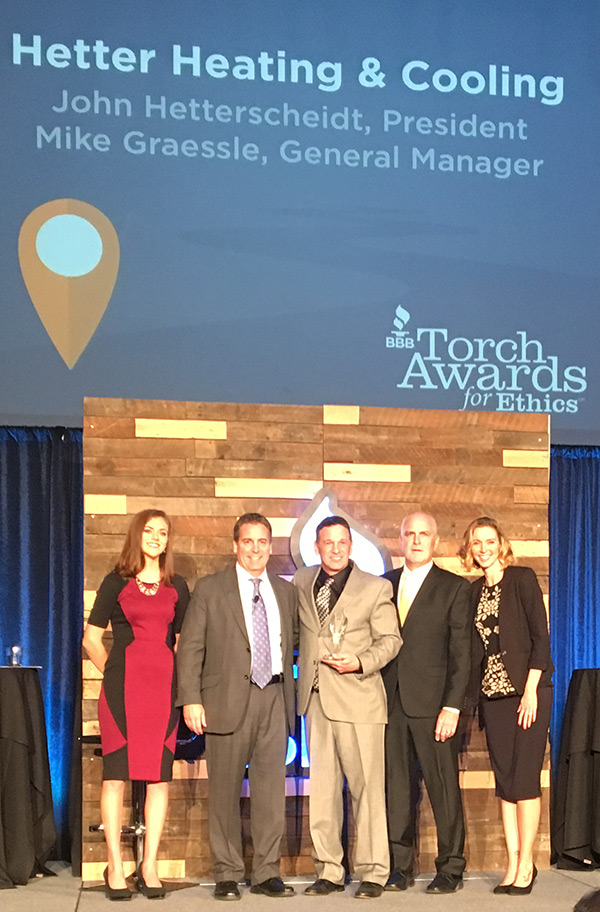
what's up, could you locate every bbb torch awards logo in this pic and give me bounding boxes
[390,304,413,343]
[385,303,587,415]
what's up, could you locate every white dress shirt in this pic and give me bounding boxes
[236,563,283,676]
[398,560,434,609]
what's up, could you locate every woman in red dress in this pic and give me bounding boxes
[83,510,189,900]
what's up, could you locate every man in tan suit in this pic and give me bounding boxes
[294,516,401,899]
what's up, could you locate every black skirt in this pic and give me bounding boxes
[480,686,552,802]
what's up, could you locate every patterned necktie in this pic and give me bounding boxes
[397,577,411,627]
[316,576,335,627]
[313,577,335,691]
[251,578,272,688]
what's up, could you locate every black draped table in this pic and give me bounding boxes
[552,668,600,869]
[0,667,56,888]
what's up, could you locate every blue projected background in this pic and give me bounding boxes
[1,1,599,441]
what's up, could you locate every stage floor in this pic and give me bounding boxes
[2,863,599,911]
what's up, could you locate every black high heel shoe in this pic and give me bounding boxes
[103,867,132,901]
[492,882,513,894]
[508,864,538,895]
[136,866,167,899]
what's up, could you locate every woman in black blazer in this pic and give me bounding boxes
[459,517,553,896]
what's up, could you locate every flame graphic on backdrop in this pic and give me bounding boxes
[393,304,411,334]
[290,488,393,575]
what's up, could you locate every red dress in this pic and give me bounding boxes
[89,572,189,781]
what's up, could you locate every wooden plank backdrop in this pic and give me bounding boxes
[82,398,550,881]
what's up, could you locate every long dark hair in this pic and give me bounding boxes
[114,509,174,585]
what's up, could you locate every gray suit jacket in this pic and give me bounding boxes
[294,564,401,724]
[176,565,298,734]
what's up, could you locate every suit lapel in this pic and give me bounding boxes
[303,566,322,630]
[269,571,289,629]
[390,568,403,630]
[388,568,403,602]
[220,565,250,643]
[335,565,367,615]
[269,571,285,606]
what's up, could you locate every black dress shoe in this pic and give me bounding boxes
[355,882,384,899]
[136,866,166,899]
[103,868,132,902]
[426,873,463,894]
[507,865,537,895]
[492,882,513,894]
[214,880,241,901]
[384,871,415,891]
[250,877,295,897]
[304,879,345,895]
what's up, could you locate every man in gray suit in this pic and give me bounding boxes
[177,513,298,900]
[294,516,401,899]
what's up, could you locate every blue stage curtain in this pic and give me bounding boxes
[0,427,82,859]
[549,445,600,766]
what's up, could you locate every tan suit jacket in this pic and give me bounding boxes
[294,563,400,885]
[294,564,401,722]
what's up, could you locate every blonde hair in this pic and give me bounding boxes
[458,516,514,572]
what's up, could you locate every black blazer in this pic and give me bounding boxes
[382,564,473,718]
[471,565,553,694]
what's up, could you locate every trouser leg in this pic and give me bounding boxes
[305,692,345,884]
[205,716,253,881]
[337,720,389,885]
[385,688,419,873]
[247,685,287,884]
[409,715,466,876]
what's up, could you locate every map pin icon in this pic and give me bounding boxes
[18,199,120,368]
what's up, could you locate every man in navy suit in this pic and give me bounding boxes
[382,513,473,895]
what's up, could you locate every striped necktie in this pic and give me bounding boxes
[316,576,335,627]
[313,576,335,690]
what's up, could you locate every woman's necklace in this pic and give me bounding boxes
[135,577,160,596]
